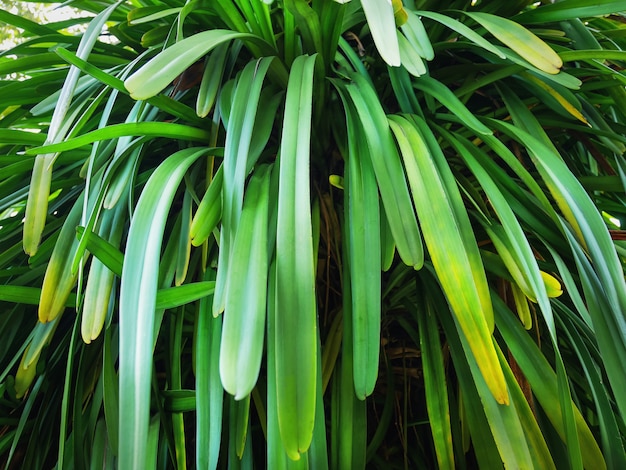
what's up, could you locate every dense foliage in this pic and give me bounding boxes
[1,0,626,468]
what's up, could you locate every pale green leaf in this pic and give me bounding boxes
[274,54,318,459]
[118,147,209,469]
[360,0,400,66]
[125,30,265,100]
[220,165,271,399]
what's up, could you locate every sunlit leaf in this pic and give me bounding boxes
[118,147,210,468]
[463,12,563,74]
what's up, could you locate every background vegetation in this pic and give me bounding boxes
[1,0,626,468]
[0,1,84,51]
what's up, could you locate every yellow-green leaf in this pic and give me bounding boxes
[464,12,562,74]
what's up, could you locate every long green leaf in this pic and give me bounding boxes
[213,57,274,317]
[23,154,53,256]
[335,264,366,469]
[412,75,492,135]
[103,327,119,456]
[515,0,626,24]
[25,122,211,155]
[39,191,92,322]
[495,344,556,470]
[155,282,215,310]
[443,131,553,323]
[565,232,626,429]
[284,0,323,57]
[557,310,626,470]
[307,324,330,469]
[54,47,205,124]
[220,164,271,399]
[343,74,423,269]
[22,2,119,256]
[196,44,229,118]
[437,287,533,468]
[417,300,454,470]
[118,147,209,469]
[401,11,434,60]
[190,165,223,247]
[421,274,501,469]
[343,99,381,399]
[416,10,506,59]
[274,54,318,460]
[75,226,124,277]
[0,9,57,36]
[124,30,270,100]
[0,130,46,146]
[490,118,626,315]
[81,204,125,343]
[0,286,74,306]
[388,115,507,404]
[463,12,562,74]
[195,269,223,470]
[397,31,427,77]
[174,189,192,286]
[266,259,291,469]
[449,124,585,466]
[494,295,606,469]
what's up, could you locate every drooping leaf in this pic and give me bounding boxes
[118,147,210,469]
[360,0,401,66]
[274,54,318,459]
[463,12,563,74]
[220,164,272,399]
[388,115,507,404]
[124,30,272,100]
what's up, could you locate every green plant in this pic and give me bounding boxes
[1,0,626,468]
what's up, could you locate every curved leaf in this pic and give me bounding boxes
[463,12,562,74]
[125,30,267,100]
[118,147,210,469]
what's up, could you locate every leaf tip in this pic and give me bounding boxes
[540,271,563,298]
[496,392,510,406]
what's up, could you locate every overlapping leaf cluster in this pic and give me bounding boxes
[1,0,626,468]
